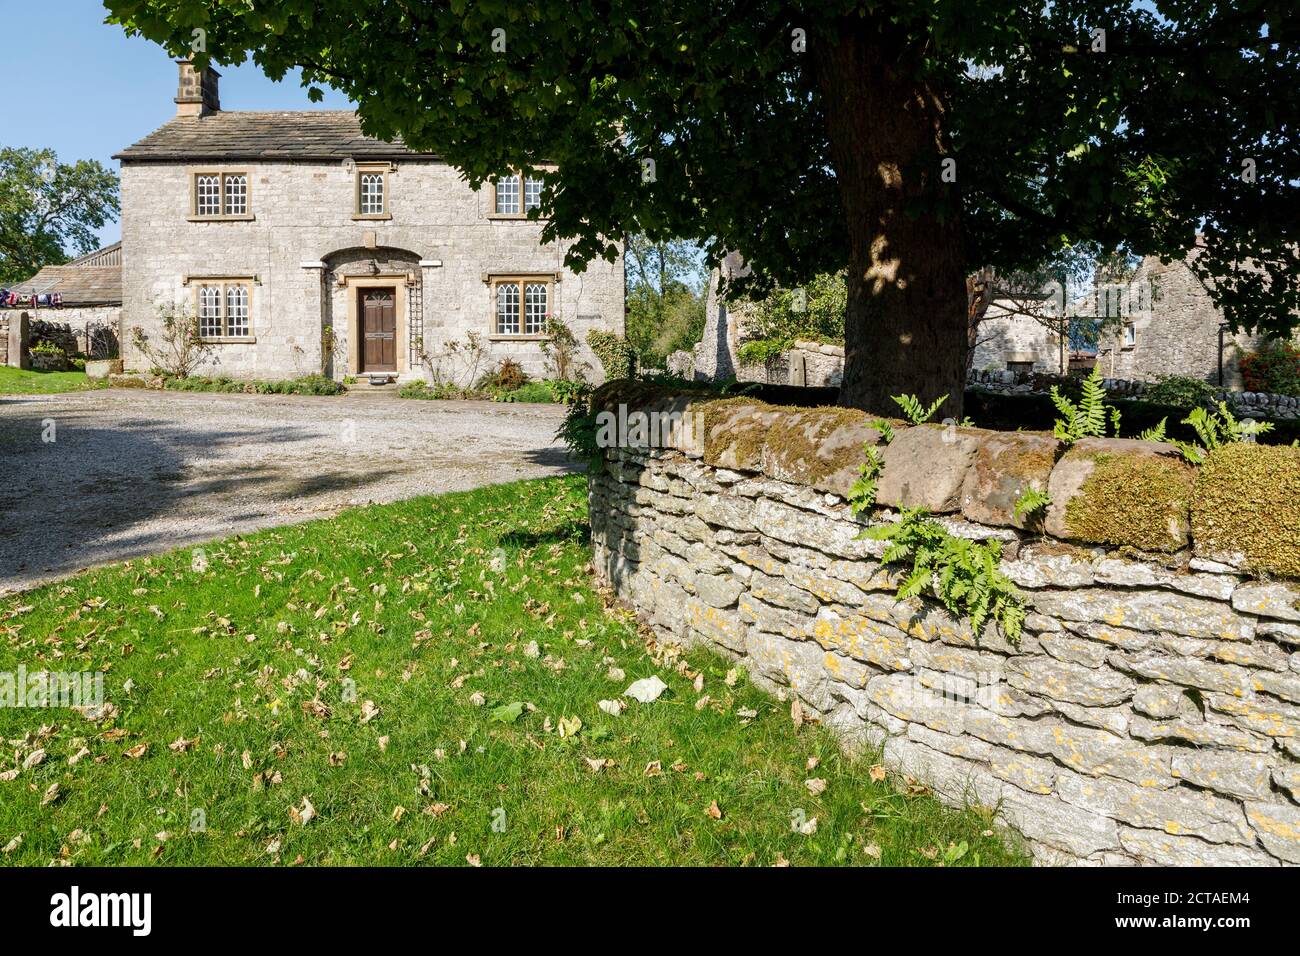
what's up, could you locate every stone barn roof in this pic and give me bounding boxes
[115,111,442,163]
[10,243,122,306]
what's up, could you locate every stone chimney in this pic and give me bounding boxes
[175,59,221,117]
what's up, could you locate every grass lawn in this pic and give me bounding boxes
[0,366,99,395]
[0,476,1026,866]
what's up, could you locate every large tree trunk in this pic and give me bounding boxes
[814,21,968,418]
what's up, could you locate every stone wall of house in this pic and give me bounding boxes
[1097,257,1268,387]
[968,368,1300,421]
[587,384,1300,865]
[120,160,624,382]
[970,304,1062,374]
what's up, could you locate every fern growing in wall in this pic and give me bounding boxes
[1050,368,1121,443]
[864,508,1025,644]
[892,393,947,425]
[847,417,895,516]
[1012,487,1052,525]
[1169,401,1275,464]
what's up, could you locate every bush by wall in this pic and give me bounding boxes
[1240,341,1300,397]
[164,373,345,396]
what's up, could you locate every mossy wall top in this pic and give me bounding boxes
[594,382,1300,579]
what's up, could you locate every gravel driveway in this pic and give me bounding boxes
[0,388,575,594]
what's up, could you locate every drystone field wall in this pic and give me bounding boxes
[968,367,1300,422]
[587,383,1300,866]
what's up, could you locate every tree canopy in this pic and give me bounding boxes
[0,148,120,285]
[105,0,1299,410]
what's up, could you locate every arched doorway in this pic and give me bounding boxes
[320,247,422,379]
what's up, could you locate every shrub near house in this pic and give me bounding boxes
[1240,341,1300,397]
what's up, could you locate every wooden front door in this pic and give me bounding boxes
[360,288,397,372]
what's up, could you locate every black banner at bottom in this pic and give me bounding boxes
[0,864,1286,942]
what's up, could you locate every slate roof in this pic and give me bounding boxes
[10,244,122,305]
[114,111,441,162]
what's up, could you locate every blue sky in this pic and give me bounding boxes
[0,0,351,245]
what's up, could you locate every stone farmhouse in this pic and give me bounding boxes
[114,62,624,383]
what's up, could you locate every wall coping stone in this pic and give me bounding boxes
[595,382,1299,579]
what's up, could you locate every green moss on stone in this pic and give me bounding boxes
[1191,443,1300,578]
[701,397,774,467]
[765,406,879,486]
[1064,453,1194,552]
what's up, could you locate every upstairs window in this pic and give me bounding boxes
[493,276,550,336]
[194,279,253,339]
[493,172,544,216]
[354,164,390,218]
[192,172,250,218]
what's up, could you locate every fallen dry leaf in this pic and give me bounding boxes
[869,764,887,783]
[706,800,723,820]
[123,744,149,759]
[289,796,316,826]
[22,749,46,769]
[805,778,828,796]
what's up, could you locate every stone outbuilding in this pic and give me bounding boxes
[3,243,122,365]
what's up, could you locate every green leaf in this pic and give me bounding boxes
[489,701,526,723]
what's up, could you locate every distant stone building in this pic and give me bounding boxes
[970,252,1277,388]
[114,61,624,383]
[4,243,122,360]
[687,253,843,387]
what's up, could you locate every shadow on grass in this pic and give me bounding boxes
[500,520,590,549]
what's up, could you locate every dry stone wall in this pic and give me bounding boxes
[969,367,1300,422]
[588,384,1300,866]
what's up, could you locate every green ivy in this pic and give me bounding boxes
[587,330,637,381]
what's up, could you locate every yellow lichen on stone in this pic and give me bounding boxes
[1191,443,1300,578]
[1063,452,1194,552]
